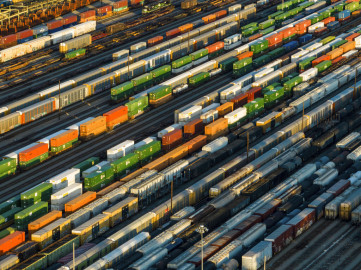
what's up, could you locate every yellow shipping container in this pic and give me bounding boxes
[103,197,138,227]
[72,214,109,245]
[31,218,71,249]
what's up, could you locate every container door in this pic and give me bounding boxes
[122,205,129,220]
[52,226,61,241]
[92,222,100,239]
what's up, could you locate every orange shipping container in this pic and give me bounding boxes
[248,33,262,42]
[202,14,216,24]
[28,211,62,236]
[339,41,355,54]
[120,168,148,182]
[103,106,128,130]
[148,36,163,46]
[51,130,78,147]
[80,116,107,140]
[237,51,253,61]
[186,135,207,154]
[326,48,344,60]
[19,143,48,163]
[143,155,169,171]
[205,118,228,140]
[178,23,193,33]
[215,10,227,19]
[331,56,345,65]
[346,33,360,41]
[294,19,311,34]
[184,119,204,138]
[167,144,189,164]
[216,102,234,116]
[322,17,335,25]
[312,55,331,67]
[65,191,96,214]
[0,231,25,255]
[97,181,124,197]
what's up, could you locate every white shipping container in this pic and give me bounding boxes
[337,132,361,149]
[113,49,129,61]
[200,109,218,124]
[300,68,318,81]
[134,137,156,149]
[254,68,274,80]
[304,42,323,51]
[66,208,91,228]
[291,50,309,63]
[82,161,109,178]
[202,136,228,153]
[190,60,217,76]
[24,36,51,52]
[178,106,202,124]
[0,44,27,62]
[51,183,82,211]
[84,198,109,217]
[308,22,325,33]
[131,42,147,53]
[242,241,272,270]
[72,21,96,37]
[46,168,80,192]
[157,124,182,138]
[343,50,358,59]
[107,140,135,161]
[50,28,75,44]
[224,107,247,125]
[162,71,192,89]
[32,25,48,36]
[232,73,254,87]
[355,35,361,49]
[201,103,220,114]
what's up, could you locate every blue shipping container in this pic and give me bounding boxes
[17,36,34,44]
[165,238,183,252]
[192,19,205,28]
[338,10,351,19]
[327,21,340,30]
[48,26,63,34]
[299,34,313,44]
[283,41,299,51]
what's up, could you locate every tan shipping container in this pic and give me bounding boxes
[216,102,234,116]
[65,191,97,214]
[72,214,109,245]
[102,197,138,227]
[204,118,228,140]
[80,116,107,140]
[326,48,344,60]
[31,218,71,249]
[28,211,62,236]
[59,34,92,53]
[339,41,355,54]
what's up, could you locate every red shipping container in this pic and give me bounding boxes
[247,87,262,102]
[19,143,48,163]
[131,0,143,5]
[166,28,180,39]
[97,5,112,14]
[346,33,360,41]
[249,33,262,41]
[0,231,25,256]
[312,55,330,67]
[0,34,17,45]
[286,208,315,238]
[162,129,183,146]
[266,32,283,47]
[326,179,350,196]
[215,10,227,19]
[188,245,220,266]
[206,41,224,54]
[16,29,33,40]
[148,36,163,46]
[254,199,281,221]
[236,51,253,61]
[314,27,328,35]
[233,215,262,233]
[331,56,344,65]
[80,10,96,19]
[114,0,128,8]
[294,19,311,35]
[279,27,296,39]
[63,15,77,25]
[231,93,248,108]
[103,105,128,130]
[346,0,358,3]
[265,224,293,254]
[47,20,63,30]
[322,17,335,25]
[184,119,204,138]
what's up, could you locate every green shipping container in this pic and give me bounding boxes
[268,47,285,60]
[299,57,316,71]
[264,87,284,108]
[320,10,331,19]
[16,254,48,270]
[315,60,332,73]
[132,73,153,91]
[233,57,253,70]
[277,1,292,11]
[310,15,321,25]
[332,39,347,50]
[15,201,48,231]
[0,226,16,239]
[21,183,53,208]
[149,85,172,101]
[321,36,335,45]
[259,19,275,30]
[219,57,238,71]
[283,76,303,92]
[268,11,283,20]
[0,194,20,214]
[260,26,275,36]
[233,65,253,77]
[111,152,139,178]
[253,55,271,68]
[275,12,290,23]
[262,83,281,94]
[111,81,134,102]
[73,157,100,173]
[189,72,210,87]
[0,158,16,177]
[242,26,259,38]
[244,102,255,117]
[250,40,269,54]
[19,152,49,169]
[251,98,265,115]
[0,207,22,225]
[126,96,149,118]
[345,2,359,12]
[134,140,161,163]
[190,49,208,61]
[65,48,86,59]
[334,4,345,12]
[150,65,171,84]
[241,22,258,30]
[84,165,114,191]
[172,55,192,69]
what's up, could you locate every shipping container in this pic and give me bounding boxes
[0,231,25,256]
[15,202,48,231]
[28,210,62,236]
[65,191,96,214]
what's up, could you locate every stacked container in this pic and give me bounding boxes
[51,183,82,211]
